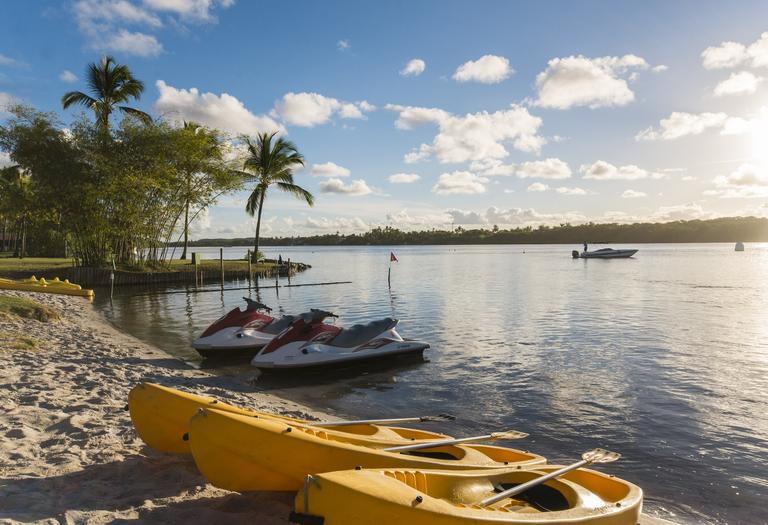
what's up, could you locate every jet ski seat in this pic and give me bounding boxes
[330,318,397,348]
[261,315,297,334]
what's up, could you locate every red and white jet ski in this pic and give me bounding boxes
[192,298,296,359]
[250,309,430,370]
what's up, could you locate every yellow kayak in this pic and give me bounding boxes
[292,466,643,525]
[0,276,94,297]
[128,382,453,454]
[188,408,547,492]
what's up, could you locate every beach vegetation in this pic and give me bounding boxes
[0,295,59,322]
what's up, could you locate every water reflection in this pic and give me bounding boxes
[95,243,768,525]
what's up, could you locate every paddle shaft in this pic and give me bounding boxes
[383,432,512,452]
[479,459,589,506]
[308,416,447,427]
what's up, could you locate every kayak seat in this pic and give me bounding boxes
[261,315,297,335]
[329,318,397,348]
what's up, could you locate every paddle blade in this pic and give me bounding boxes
[420,413,456,422]
[582,448,621,464]
[489,430,528,440]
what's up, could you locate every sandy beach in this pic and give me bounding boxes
[0,290,328,524]
[0,289,680,525]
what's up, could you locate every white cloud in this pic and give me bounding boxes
[453,55,513,84]
[622,189,647,198]
[400,59,426,77]
[387,103,545,163]
[142,0,235,22]
[701,32,768,69]
[337,39,350,51]
[432,171,488,195]
[0,92,20,116]
[387,209,450,227]
[273,92,374,127]
[59,70,78,83]
[0,151,12,167]
[388,173,420,184]
[154,80,284,135]
[447,206,587,227]
[305,216,368,231]
[0,53,24,68]
[555,186,587,195]
[652,65,669,72]
[515,158,571,179]
[469,159,516,177]
[527,182,549,192]
[707,163,768,198]
[580,161,664,180]
[681,175,696,181]
[311,162,350,178]
[106,29,164,56]
[713,71,763,96]
[635,111,728,141]
[319,178,373,196]
[535,54,649,109]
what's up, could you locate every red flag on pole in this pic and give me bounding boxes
[390,251,398,262]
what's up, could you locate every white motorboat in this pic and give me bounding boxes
[572,248,638,259]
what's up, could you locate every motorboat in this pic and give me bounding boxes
[572,248,638,259]
[192,297,296,359]
[250,309,430,370]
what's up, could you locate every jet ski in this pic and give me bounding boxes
[192,298,296,359]
[572,248,638,259]
[250,309,430,370]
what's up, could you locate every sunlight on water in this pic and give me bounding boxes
[96,243,768,525]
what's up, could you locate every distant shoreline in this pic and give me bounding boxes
[181,216,768,247]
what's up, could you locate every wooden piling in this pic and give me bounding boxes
[219,248,224,286]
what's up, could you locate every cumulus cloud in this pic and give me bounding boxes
[0,53,25,68]
[515,158,571,179]
[0,92,20,116]
[622,189,647,198]
[272,92,374,127]
[555,186,588,195]
[387,209,450,227]
[635,111,728,141]
[432,171,488,195]
[469,159,517,177]
[386,103,545,163]
[714,71,763,96]
[535,54,650,109]
[388,173,420,183]
[311,162,350,178]
[107,29,164,56]
[337,39,350,51]
[580,161,664,180]
[142,0,235,22]
[400,58,426,77]
[453,55,513,84]
[527,182,549,192]
[319,178,373,196]
[447,206,587,227]
[706,163,768,198]
[154,80,284,135]
[701,32,768,69]
[59,70,78,83]
[305,216,368,231]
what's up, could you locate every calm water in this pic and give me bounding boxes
[95,244,768,524]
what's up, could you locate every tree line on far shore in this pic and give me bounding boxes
[0,56,313,267]
[185,216,768,247]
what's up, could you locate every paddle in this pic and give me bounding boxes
[306,414,456,427]
[382,430,527,452]
[478,448,620,507]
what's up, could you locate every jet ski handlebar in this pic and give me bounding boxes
[242,297,272,312]
[304,309,338,322]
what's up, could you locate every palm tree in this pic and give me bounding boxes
[240,132,313,261]
[61,55,151,132]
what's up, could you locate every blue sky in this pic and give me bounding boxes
[2,0,768,238]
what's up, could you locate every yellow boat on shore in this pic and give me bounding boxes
[0,276,94,297]
[188,408,546,492]
[128,382,453,454]
[291,466,642,525]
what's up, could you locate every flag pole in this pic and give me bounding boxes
[388,260,391,288]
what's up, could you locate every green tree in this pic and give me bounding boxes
[61,56,151,133]
[239,132,313,261]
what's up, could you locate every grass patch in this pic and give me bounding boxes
[0,255,75,274]
[0,296,60,322]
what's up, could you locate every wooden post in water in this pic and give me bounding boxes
[247,250,252,288]
[220,248,224,287]
[287,258,291,284]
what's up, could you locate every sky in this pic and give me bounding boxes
[2,0,768,238]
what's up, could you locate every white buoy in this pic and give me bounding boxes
[735,242,745,252]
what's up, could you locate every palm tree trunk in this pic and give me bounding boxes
[252,192,266,262]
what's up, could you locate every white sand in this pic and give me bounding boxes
[0,290,677,525]
[0,290,328,524]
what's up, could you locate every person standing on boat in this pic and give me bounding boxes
[583,241,588,253]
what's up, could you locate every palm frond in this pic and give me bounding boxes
[245,186,264,216]
[119,106,153,124]
[276,182,314,206]
[61,91,98,110]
